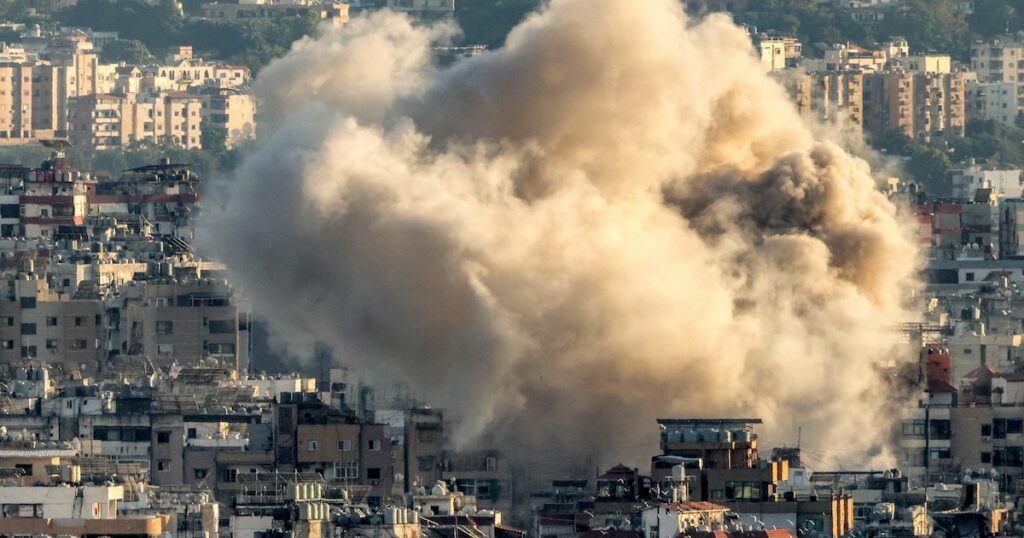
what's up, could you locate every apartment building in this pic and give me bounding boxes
[972,37,1024,117]
[757,36,802,71]
[0,62,36,139]
[405,407,444,492]
[0,275,103,373]
[1000,198,1024,258]
[120,280,240,371]
[821,70,865,132]
[68,91,203,150]
[200,88,255,147]
[146,47,251,91]
[862,71,966,141]
[967,80,1019,127]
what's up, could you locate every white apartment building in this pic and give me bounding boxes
[967,79,1018,127]
[952,162,1023,200]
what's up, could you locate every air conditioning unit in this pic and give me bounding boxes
[983,436,992,442]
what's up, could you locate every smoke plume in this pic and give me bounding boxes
[201,0,920,472]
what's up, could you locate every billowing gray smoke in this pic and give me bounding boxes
[201,0,920,470]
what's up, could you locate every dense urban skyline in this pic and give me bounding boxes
[0,2,1016,538]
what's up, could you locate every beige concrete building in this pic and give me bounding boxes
[297,422,362,483]
[0,276,104,373]
[68,91,203,150]
[146,47,250,91]
[757,36,801,71]
[972,37,1024,116]
[121,280,240,370]
[201,88,255,147]
[0,62,37,139]
[862,71,966,141]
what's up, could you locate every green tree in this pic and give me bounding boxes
[99,39,155,65]
[879,0,970,58]
[950,119,1024,165]
[201,121,228,156]
[907,146,954,194]
[969,0,1022,39]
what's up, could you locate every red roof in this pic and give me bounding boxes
[964,364,997,385]
[928,379,957,393]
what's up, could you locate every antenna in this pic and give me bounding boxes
[40,138,72,158]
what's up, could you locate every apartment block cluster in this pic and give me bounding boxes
[0,360,531,538]
[763,31,1024,139]
[763,37,966,142]
[0,147,533,538]
[890,160,1024,534]
[0,27,255,150]
[529,418,1009,538]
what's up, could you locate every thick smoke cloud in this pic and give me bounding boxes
[201,0,920,470]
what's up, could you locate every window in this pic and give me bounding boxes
[157,460,171,471]
[18,297,34,308]
[994,447,1024,467]
[208,343,235,355]
[45,317,57,326]
[983,424,992,437]
[418,456,435,471]
[368,439,381,451]
[45,339,58,351]
[20,345,35,358]
[68,339,87,350]
[930,448,951,460]
[73,316,86,327]
[2,340,13,350]
[19,323,35,335]
[208,319,234,334]
[930,419,951,440]
[337,440,351,451]
[982,452,992,464]
[222,468,238,483]
[3,317,11,326]
[725,480,763,501]
[902,420,926,437]
[156,321,173,335]
[367,467,381,480]
[308,440,319,451]
[187,428,197,439]
[157,431,170,443]
[995,419,1008,439]
[334,461,358,480]
[194,469,208,479]
[1008,419,1023,435]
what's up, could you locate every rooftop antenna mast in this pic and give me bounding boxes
[40,138,72,159]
